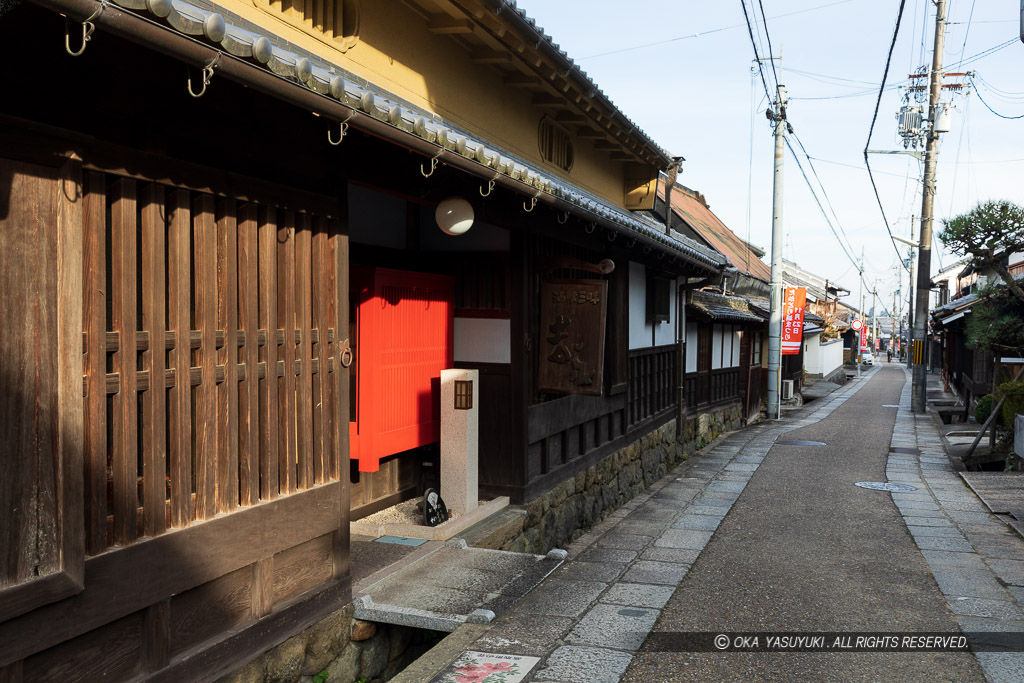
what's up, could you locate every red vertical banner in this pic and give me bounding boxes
[781,287,807,355]
[859,325,868,352]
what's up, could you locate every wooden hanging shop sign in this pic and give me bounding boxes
[538,279,607,395]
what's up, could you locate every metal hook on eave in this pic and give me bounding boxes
[64,5,103,57]
[420,151,442,178]
[187,54,221,98]
[523,196,537,213]
[584,223,596,234]
[480,178,496,197]
[328,112,355,146]
[556,212,568,224]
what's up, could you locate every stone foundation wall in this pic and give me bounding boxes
[489,420,686,555]
[680,402,744,453]
[218,605,442,683]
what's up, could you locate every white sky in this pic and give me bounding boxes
[512,0,1024,317]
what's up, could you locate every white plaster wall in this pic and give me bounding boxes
[818,339,845,377]
[712,325,724,370]
[629,261,651,349]
[731,327,742,367]
[686,327,698,372]
[454,317,510,364]
[654,284,676,347]
[804,331,823,375]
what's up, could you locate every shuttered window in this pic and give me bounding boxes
[538,117,574,172]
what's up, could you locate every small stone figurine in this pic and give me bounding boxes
[423,488,449,527]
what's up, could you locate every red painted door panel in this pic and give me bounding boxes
[350,268,453,472]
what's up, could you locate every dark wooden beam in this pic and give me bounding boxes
[428,15,474,34]
[504,73,541,89]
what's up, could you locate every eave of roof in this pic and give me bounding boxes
[688,290,766,324]
[45,0,726,270]
[481,0,673,167]
[660,181,771,282]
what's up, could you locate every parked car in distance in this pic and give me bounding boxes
[862,353,874,365]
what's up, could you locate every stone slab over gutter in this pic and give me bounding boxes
[37,0,726,272]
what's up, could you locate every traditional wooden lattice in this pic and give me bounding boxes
[81,173,346,553]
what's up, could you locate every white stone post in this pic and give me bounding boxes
[441,368,479,515]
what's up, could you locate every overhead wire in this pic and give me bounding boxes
[790,132,859,258]
[863,0,912,273]
[784,135,862,276]
[578,0,854,60]
[756,0,780,91]
[739,0,775,104]
[968,72,1024,119]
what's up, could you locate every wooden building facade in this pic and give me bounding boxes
[0,0,727,680]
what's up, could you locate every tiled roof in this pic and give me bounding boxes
[81,0,726,269]
[688,290,766,324]
[662,182,772,283]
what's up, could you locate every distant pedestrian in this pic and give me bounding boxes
[887,349,892,363]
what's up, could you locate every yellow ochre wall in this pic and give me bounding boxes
[219,0,647,207]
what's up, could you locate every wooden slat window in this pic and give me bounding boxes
[80,174,345,553]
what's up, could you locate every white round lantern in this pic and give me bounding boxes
[435,197,474,236]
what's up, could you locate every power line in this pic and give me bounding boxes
[739,0,775,104]
[863,0,912,274]
[968,72,1024,119]
[577,0,855,60]
[756,0,780,93]
[784,136,861,275]
[790,131,859,258]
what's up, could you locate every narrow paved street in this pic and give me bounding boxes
[397,365,1024,683]
[624,366,983,681]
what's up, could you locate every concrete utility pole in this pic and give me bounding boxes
[767,84,787,419]
[857,250,864,379]
[871,280,878,357]
[912,0,947,412]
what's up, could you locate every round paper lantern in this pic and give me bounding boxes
[435,197,474,236]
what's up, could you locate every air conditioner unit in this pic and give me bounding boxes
[781,379,794,401]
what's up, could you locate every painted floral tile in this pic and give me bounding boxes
[428,650,540,683]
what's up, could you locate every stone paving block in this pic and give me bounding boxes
[897,507,945,518]
[947,596,1024,620]
[707,480,746,493]
[989,560,1024,586]
[621,560,690,586]
[969,537,1024,560]
[941,500,991,512]
[894,500,941,511]
[903,516,954,527]
[554,561,626,583]
[656,528,714,551]
[515,580,607,618]
[685,504,735,517]
[640,547,702,564]
[948,511,998,525]
[913,535,975,553]
[931,567,1009,600]
[670,514,723,532]
[565,603,660,650]
[973,652,1024,681]
[600,582,676,609]
[575,548,638,564]
[473,615,576,656]
[891,492,936,502]
[596,533,654,551]
[920,550,987,569]
[533,645,633,683]
[956,616,1024,633]
[701,490,741,503]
